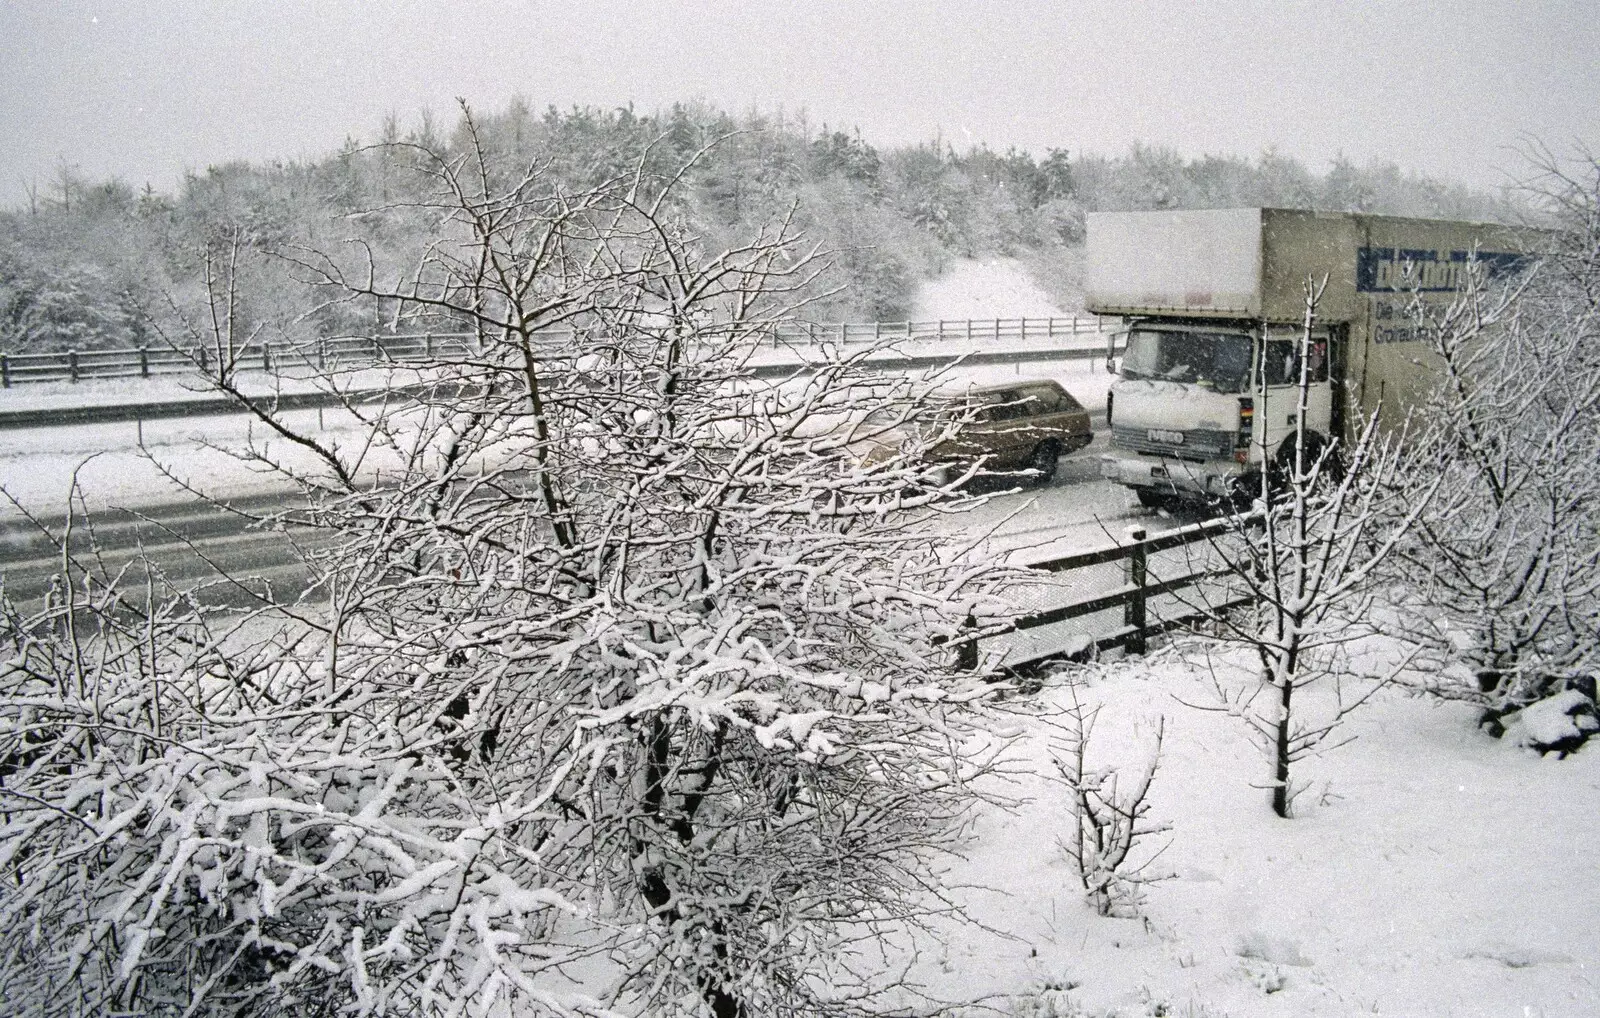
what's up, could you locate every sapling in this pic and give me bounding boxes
[1052,681,1170,917]
[1179,279,1429,817]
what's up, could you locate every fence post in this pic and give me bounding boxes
[138,346,149,378]
[318,338,327,369]
[1124,525,1148,655]
[68,350,79,383]
[838,322,846,345]
[197,346,209,373]
[261,341,273,373]
[424,332,433,359]
[936,612,981,672]
[1,354,9,388]
[959,612,979,671]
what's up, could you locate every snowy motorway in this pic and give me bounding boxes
[0,489,331,607]
[0,439,1158,595]
[0,430,1220,668]
[0,341,1207,662]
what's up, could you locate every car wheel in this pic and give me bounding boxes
[1029,441,1061,487]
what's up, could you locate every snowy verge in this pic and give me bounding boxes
[911,257,1075,321]
[923,645,1599,1017]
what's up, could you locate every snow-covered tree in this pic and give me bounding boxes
[1183,281,1428,818]
[1383,151,1600,712]
[0,105,1024,1017]
[1051,685,1169,916]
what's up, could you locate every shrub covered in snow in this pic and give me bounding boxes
[1051,686,1170,917]
[0,109,1027,1017]
[1489,687,1599,757]
[1386,152,1600,714]
[0,589,1016,1016]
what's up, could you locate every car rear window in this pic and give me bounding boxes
[973,393,1027,422]
[1017,384,1080,414]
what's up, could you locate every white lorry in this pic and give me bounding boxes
[1088,208,1532,506]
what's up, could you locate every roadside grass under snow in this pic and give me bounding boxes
[932,642,1599,1017]
[911,258,1083,322]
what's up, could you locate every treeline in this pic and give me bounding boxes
[0,100,1523,353]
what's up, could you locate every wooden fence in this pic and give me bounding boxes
[951,513,1255,671]
[0,317,1105,387]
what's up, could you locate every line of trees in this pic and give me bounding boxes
[1,99,1524,354]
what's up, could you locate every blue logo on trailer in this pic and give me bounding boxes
[1357,247,1528,293]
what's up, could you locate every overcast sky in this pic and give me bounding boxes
[2,0,1596,209]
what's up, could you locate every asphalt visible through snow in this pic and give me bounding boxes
[0,433,1212,622]
[0,488,329,610]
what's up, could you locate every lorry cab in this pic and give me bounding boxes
[1104,319,1335,504]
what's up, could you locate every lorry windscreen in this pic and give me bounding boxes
[1120,329,1252,393]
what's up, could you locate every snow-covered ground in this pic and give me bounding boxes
[0,404,381,517]
[935,651,1600,1017]
[912,257,1073,322]
[899,261,1600,1018]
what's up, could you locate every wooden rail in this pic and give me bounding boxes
[0,317,1106,387]
[953,512,1257,671]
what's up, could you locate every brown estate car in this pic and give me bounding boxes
[859,379,1094,486]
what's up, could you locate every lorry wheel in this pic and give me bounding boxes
[1269,433,1334,494]
[1029,441,1061,486]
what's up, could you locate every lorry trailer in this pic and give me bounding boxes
[1086,208,1533,506]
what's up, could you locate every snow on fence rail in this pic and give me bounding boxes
[0,317,1105,387]
[951,515,1253,670]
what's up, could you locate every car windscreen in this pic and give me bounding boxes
[1120,329,1253,393]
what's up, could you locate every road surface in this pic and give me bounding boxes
[1,434,1218,671]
